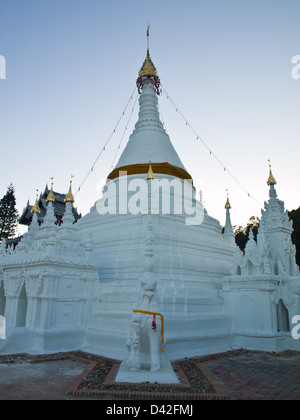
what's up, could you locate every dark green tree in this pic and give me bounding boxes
[233,216,260,252]
[289,207,300,267]
[0,184,19,242]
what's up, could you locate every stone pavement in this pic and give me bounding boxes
[201,350,300,400]
[0,350,299,400]
[0,359,89,400]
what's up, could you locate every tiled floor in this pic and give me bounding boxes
[0,350,299,400]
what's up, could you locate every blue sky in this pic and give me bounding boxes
[0,0,299,234]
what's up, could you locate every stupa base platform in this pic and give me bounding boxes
[115,358,179,384]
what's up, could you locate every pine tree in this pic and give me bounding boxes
[0,184,19,242]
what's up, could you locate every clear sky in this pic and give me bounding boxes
[0,0,299,235]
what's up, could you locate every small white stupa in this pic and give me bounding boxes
[223,164,300,350]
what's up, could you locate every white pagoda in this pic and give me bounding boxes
[0,42,299,359]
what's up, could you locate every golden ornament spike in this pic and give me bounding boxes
[64,176,75,206]
[46,178,55,202]
[46,188,55,203]
[137,27,161,95]
[225,189,231,209]
[267,160,277,186]
[31,190,41,214]
[146,161,155,180]
[138,52,159,79]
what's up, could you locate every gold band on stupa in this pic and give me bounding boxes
[107,162,193,183]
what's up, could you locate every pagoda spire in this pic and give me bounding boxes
[107,31,192,183]
[225,190,231,210]
[223,190,234,242]
[137,26,161,95]
[64,176,75,207]
[267,160,277,186]
[46,178,55,203]
[147,23,150,53]
[267,160,277,199]
[31,190,41,214]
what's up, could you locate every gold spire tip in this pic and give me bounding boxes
[64,177,75,205]
[267,160,277,186]
[138,50,158,78]
[31,190,41,214]
[225,191,231,210]
[46,178,55,203]
[146,162,155,180]
[137,26,161,95]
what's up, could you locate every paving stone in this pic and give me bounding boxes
[0,349,299,400]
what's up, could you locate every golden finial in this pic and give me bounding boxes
[138,51,159,79]
[64,175,75,206]
[267,160,277,186]
[31,190,41,214]
[46,178,55,203]
[225,189,231,209]
[147,23,150,51]
[137,25,161,95]
[146,162,155,180]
